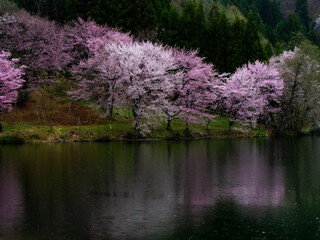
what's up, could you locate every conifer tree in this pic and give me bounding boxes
[180,0,198,49]
[158,4,181,46]
[244,11,267,63]
[295,0,311,30]
[215,11,231,73]
[230,16,246,71]
[66,0,87,21]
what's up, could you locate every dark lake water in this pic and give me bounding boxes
[1,137,320,239]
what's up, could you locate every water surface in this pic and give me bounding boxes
[1,137,320,239]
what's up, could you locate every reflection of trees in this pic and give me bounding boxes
[0,157,23,237]
[219,139,284,206]
[87,140,286,238]
[1,144,92,239]
[88,142,179,239]
[281,137,320,208]
[166,198,320,240]
[180,139,285,208]
[6,138,320,239]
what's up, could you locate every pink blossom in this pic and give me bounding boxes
[0,51,24,112]
[222,61,283,127]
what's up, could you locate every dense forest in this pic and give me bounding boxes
[1,0,320,140]
[9,0,320,72]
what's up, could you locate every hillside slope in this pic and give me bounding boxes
[280,0,320,19]
[172,0,245,20]
[173,0,320,20]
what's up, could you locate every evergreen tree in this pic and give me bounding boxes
[214,10,232,72]
[129,0,157,34]
[295,0,311,30]
[194,2,206,50]
[206,4,220,69]
[66,0,88,21]
[158,4,181,46]
[153,0,170,25]
[276,13,305,43]
[45,0,67,23]
[254,0,282,27]
[230,0,250,14]
[13,0,66,22]
[180,0,198,49]
[230,16,246,71]
[244,11,266,63]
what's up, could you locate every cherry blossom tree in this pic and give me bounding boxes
[65,18,132,64]
[205,72,230,130]
[106,41,178,134]
[0,10,75,131]
[0,51,24,132]
[70,43,127,123]
[68,21,133,123]
[222,61,283,129]
[169,49,217,131]
[0,9,73,121]
[0,10,71,74]
[65,18,109,64]
[70,38,179,134]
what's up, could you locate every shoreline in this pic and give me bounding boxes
[0,123,270,144]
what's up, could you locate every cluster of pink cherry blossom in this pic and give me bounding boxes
[0,10,286,133]
[0,51,24,112]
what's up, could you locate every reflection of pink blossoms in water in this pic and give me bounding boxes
[0,162,23,234]
[184,142,284,207]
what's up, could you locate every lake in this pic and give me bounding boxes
[1,137,320,239]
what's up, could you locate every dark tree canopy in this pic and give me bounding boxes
[9,0,317,72]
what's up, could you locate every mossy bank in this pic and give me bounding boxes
[0,117,269,144]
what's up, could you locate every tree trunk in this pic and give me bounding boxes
[0,122,2,132]
[68,102,72,115]
[132,107,139,130]
[35,107,43,125]
[134,117,140,130]
[107,106,113,123]
[107,96,115,123]
[228,120,235,131]
[185,120,190,134]
[206,119,211,131]
[42,102,53,132]
[166,119,172,131]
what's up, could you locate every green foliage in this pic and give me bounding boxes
[0,134,24,144]
[66,0,170,34]
[276,13,306,43]
[180,0,206,50]
[244,10,267,63]
[159,2,267,73]
[295,0,311,30]
[254,0,282,27]
[278,40,320,132]
[207,10,232,72]
[229,16,246,70]
[0,0,18,15]
[9,0,320,72]
[0,116,267,143]
[158,4,181,46]
[14,0,66,22]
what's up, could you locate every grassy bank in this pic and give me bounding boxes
[0,117,269,144]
